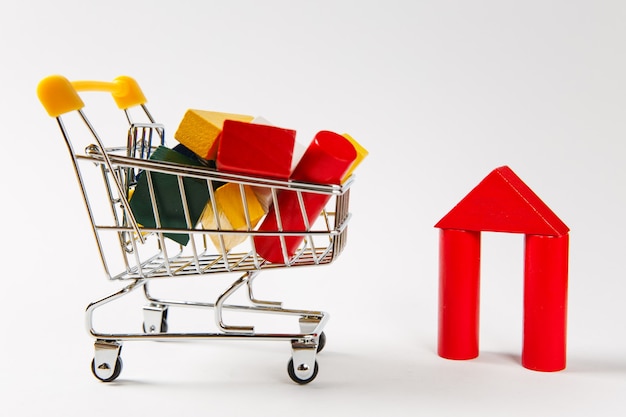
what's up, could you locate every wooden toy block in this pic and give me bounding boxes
[129,145,210,245]
[340,133,368,183]
[254,131,356,263]
[200,182,266,252]
[174,109,254,160]
[217,119,296,179]
[435,166,569,235]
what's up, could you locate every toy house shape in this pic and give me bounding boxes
[435,166,569,372]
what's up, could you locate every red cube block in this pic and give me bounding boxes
[216,119,295,179]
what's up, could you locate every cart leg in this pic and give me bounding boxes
[289,340,319,384]
[299,316,326,353]
[247,271,282,307]
[216,273,254,333]
[92,340,123,382]
[143,303,169,334]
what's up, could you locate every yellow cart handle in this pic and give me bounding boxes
[38,74,149,243]
[37,75,147,117]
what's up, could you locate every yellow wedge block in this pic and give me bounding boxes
[174,109,254,160]
[200,183,266,251]
[341,133,369,183]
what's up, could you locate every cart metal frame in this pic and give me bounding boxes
[37,75,353,384]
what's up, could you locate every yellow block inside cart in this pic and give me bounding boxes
[200,183,266,252]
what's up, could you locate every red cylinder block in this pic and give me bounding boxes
[522,233,569,371]
[438,229,481,360]
[254,131,356,263]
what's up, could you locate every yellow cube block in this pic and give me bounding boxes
[174,109,254,160]
[200,183,267,251]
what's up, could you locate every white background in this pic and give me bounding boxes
[2,1,626,415]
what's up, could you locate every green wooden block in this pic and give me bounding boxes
[129,145,210,245]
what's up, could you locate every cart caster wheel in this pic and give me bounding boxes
[143,304,168,334]
[317,332,326,353]
[143,318,168,334]
[287,358,319,385]
[91,357,123,382]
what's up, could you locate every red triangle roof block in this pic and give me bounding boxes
[435,166,569,236]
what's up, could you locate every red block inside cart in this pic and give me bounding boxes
[217,119,296,179]
[253,130,358,263]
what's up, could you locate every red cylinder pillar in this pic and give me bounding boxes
[254,131,356,263]
[438,229,481,360]
[522,233,569,371]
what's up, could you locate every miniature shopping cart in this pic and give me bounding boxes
[37,75,354,384]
